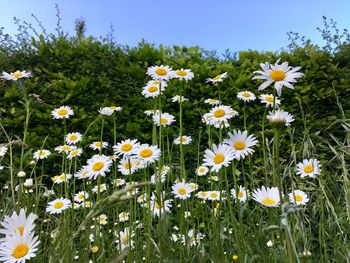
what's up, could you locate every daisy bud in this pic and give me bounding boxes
[24,178,34,188]
[17,171,26,178]
[91,246,99,253]
[269,111,286,127]
[267,240,273,247]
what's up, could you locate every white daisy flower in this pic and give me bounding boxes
[204,98,221,105]
[259,94,281,107]
[146,65,174,81]
[97,214,108,225]
[288,190,309,205]
[1,70,32,81]
[89,141,108,151]
[231,185,248,203]
[207,191,221,201]
[252,59,304,96]
[51,173,72,184]
[65,132,82,145]
[237,91,256,102]
[0,231,39,262]
[134,144,161,165]
[46,197,71,214]
[173,68,194,81]
[142,82,165,98]
[0,146,8,157]
[150,173,166,184]
[252,186,281,207]
[206,72,228,84]
[74,166,89,180]
[92,183,107,193]
[74,191,89,203]
[223,130,258,160]
[151,196,172,217]
[203,144,235,172]
[51,106,74,119]
[296,159,321,178]
[207,105,238,128]
[196,191,208,200]
[267,109,294,126]
[118,212,129,222]
[113,139,140,157]
[152,112,175,127]
[171,181,192,200]
[195,166,209,176]
[114,178,126,187]
[23,179,33,188]
[117,227,135,251]
[86,155,113,180]
[55,145,76,154]
[171,95,188,103]
[33,149,51,160]
[118,157,139,175]
[67,148,83,159]
[0,209,37,237]
[173,136,192,145]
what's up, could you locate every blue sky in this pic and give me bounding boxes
[1,0,349,54]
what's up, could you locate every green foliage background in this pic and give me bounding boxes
[0,28,349,174]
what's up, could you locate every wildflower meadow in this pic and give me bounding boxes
[0,14,350,263]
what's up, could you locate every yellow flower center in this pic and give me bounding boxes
[78,194,84,199]
[265,96,274,103]
[12,244,29,259]
[122,235,129,244]
[200,192,207,197]
[92,161,105,171]
[242,92,251,97]
[295,195,303,202]
[121,144,132,152]
[39,151,46,156]
[160,118,168,124]
[262,198,276,206]
[210,192,218,198]
[180,137,187,142]
[209,99,218,103]
[178,188,187,195]
[57,109,68,116]
[99,185,104,190]
[198,167,205,173]
[108,106,118,110]
[213,75,221,81]
[148,86,158,92]
[270,70,286,81]
[213,153,225,164]
[18,226,24,235]
[81,171,88,178]
[123,162,132,169]
[140,149,153,158]
[237,192,244,198]
[213,109,225,118]
[95,142,102,147]
[62,145,70,151]
[155,202,163,209]
[11,72,24,78]
[91,246,98,253]
[70,150,79,156]
[304,164,314,173]
[176,70,187,76]
[234,141,246,150]
[155,68,167,76]
[69,135,77,141]
[53,201,64,209]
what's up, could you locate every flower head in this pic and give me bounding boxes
[259,94,281,107]
[146,65,174,81]
[51,106,74,119]
[223,130,258,160]
[267,109,294,127]
[46,197,71,214]
[173,68,194,81]
[1,70,31,81]
[252,186,281,207]
[152,112,175,127]
[237,91,256,102]
[296,159,320,178]
[206,72,228,84]
[86,155,113,180]
[203,144,235,172]
[288,190,309,205]
[252,59,304,96]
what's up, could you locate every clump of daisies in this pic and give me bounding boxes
[0,209,40,262]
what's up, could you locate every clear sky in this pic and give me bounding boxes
[1,0,350,54]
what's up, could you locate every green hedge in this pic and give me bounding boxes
[0,35,349,174]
